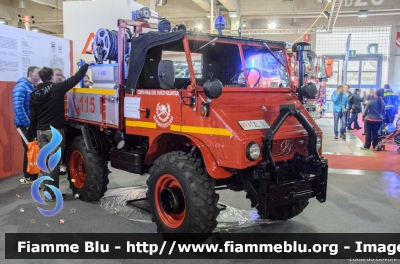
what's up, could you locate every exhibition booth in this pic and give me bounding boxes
[0,25,72,178]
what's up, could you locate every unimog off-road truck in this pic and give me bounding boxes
[64,10,328,235]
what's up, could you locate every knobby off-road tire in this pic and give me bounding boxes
[247,193,309,220]
[147,151,219,235]
[267,200,309,220]
[67,136,109,201]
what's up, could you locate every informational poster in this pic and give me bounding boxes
[124,97,141,119]
[325,88,336,113]
[326,88,335,101]
[0,24,70,82]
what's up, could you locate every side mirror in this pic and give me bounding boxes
[158,60,175,90]
[203,79,223,99]
[300,82,317,99]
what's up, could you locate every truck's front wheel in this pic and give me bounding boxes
[267,200,309,220]
[67,136,109,201]
[147,151,219,235]
[247,193,309,220]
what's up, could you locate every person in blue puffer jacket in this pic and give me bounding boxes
[331,85,349,140]
[12,66,41,184]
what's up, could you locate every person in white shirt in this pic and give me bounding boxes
[83,75,94,88]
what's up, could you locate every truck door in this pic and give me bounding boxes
[124,49,184,135]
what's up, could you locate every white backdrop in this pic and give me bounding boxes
[0,25,70,82]
[63,0,157,72]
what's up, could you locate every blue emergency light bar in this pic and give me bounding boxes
[215,15,226,36]
[132,7,152,20]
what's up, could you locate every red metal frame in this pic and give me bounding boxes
[182,35,197,87]
[117,19,158,88]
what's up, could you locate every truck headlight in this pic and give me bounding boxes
[316,136,322,151]
[246,142,260,161]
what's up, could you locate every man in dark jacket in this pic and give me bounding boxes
[362,89,385,150]
[13,66,41,184]
[383,84,398,124]
[28,62,94,201]
[347,88,363,130]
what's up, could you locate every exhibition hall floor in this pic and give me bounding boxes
[319,117,400,175]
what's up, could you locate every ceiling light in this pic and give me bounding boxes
[243,21,246,28]
[268,23,276,29]
[229,11,237,18]
[196,24,203,30]
[19,0,25,9]
[0,18,7,25]
[359,10,368,18]
[155,0,167,6]
[31,26,39,32]
[323,11,330,19]
[326,0,332,2]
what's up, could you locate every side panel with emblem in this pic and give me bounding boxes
[124,90,181,133]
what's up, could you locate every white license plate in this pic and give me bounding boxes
[238,120,270,130]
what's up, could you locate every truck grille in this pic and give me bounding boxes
[272,138,308,159]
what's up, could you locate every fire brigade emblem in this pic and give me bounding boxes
[154,103,173,128]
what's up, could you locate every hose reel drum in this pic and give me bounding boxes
[93,28,132,63]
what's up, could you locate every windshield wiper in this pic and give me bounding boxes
[193,37,218,53]
[262,43,286,69]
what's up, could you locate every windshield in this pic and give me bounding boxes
[242,45,290,88]
[162,51,203,79]
[187,40,242,87]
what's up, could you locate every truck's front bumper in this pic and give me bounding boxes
[243,105,328,218]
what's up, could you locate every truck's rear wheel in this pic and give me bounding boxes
[67,136,109,201]
[147,151,219,235]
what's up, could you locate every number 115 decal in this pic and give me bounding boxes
[72,93,95,116]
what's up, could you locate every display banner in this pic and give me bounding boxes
[5,233,400,259]
[0,25,70,82]
[342,34,352,85]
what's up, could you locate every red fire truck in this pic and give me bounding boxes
[64,9,328,236]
